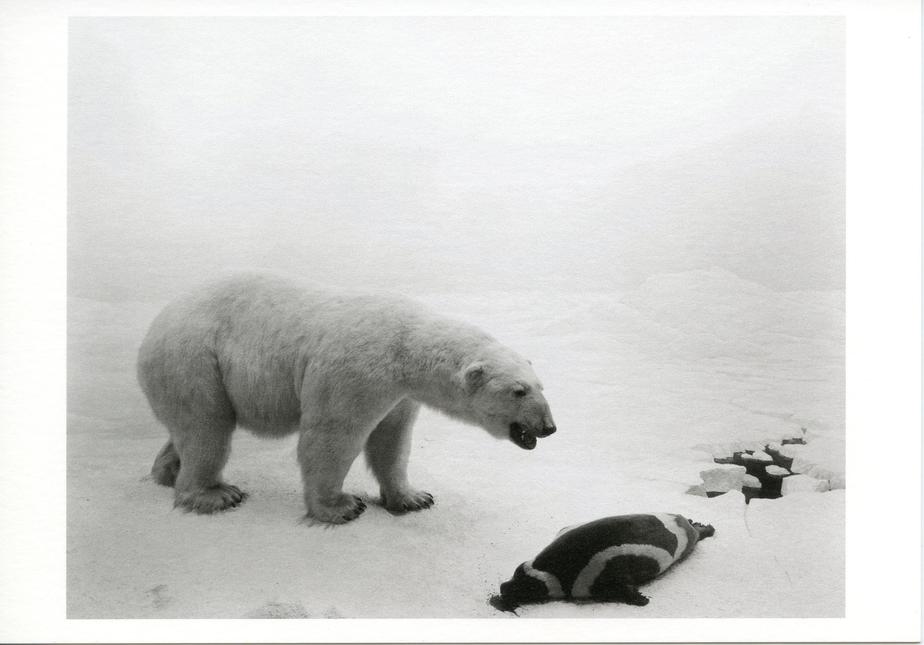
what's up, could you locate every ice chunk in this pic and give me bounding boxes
[765,465,789,476]
[686,484,708,497]
[790,455,816,474]
[781,474,830,495]
[743,450,772,462]
[804,465,838,481]
[742,474,761,487]
[778,443,804,459]
[700,465,747,493]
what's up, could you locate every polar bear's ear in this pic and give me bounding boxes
[461,362,488,393]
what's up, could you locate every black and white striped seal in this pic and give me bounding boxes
[492,513,715,611]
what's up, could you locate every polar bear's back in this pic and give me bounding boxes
[147,273,426,344]
[137,274,428,435]
[202,273,422,321]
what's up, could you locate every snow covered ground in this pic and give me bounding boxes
[67,268,844,618]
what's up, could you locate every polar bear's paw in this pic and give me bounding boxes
[175,483,247,514]
[308,494,367,525]
[382,488,435,514]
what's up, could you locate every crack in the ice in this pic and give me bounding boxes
[772,554,793,586]
[688,428,835,503]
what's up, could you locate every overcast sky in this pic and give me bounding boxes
[69,17,844,301]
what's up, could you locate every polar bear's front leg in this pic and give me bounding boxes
[297,416,373,524]
[364,398,434,514]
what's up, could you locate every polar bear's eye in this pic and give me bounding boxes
[513,386,528,397]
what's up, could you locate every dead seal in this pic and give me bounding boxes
[491,513,715,612]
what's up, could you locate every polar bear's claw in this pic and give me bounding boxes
[308,494,367,524]
[175,483,248,514]
[383,489,435,514]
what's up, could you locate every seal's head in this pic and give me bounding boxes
[491,562,552,612]
[690,520,715,540]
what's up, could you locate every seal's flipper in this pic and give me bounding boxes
[597,583,650,606]
[619,585,650,606]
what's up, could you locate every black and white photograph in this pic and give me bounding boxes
[67,13,847,619]
[0,1,920,642]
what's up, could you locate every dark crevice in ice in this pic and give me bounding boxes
[688,428,826,504]
[712,446,791,503]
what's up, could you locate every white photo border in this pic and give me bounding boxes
[0,0,919,642]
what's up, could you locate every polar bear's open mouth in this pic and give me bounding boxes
[509,423,538,450]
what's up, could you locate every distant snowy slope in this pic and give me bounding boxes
[620,267,843,360]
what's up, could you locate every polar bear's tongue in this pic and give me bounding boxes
[509,423,538,450]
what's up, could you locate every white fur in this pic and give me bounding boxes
[137,274,555,523]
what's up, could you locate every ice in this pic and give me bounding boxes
[778,443,803,458]
[686,484,708,497]
[791,456,817,474]
[700,465,748,493]
[781,474,831,495]
[765,465,790,476]
[742,474,762,488]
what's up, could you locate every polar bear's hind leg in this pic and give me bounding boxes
[151,440,180,487]
[171,415,246,514]
[140,334,248,514]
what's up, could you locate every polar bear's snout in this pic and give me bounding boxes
[537,419,557,437]
[508,420,555,450]
[508,397,557,450]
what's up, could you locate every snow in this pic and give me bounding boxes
[782,475,832,496]
[67,270,845,618]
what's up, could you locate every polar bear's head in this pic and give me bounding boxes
[458,352,556,450]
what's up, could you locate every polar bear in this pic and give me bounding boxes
[137,274,556,524]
